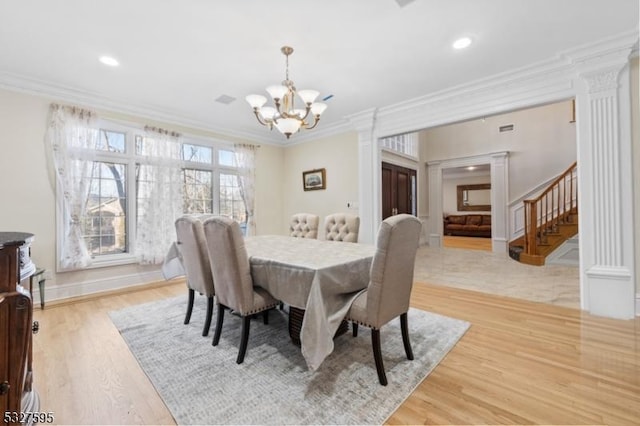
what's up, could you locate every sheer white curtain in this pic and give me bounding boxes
[45,104,100,270]
[136,127,184,264]
[234,143,257,236]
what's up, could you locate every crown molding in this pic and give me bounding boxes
[0,70,359,148]
[367,28,639,138]
[1,28,636,148]
[0,70,287,145]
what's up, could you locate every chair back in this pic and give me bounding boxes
[174,215,214,297]
[324,213,360,242]
[366,214,422,328]
[289,213,319,238]
[202,216,254,315]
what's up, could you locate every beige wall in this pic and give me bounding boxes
[631,56,639,295]
[421,100,577,202]
[282,131,359,238]
[0,87,284,292]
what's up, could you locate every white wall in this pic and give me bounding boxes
[282,131,359,238]
[0,88,284,300]
[421,100,576,202]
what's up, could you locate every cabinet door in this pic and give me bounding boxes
[0,245,33,419]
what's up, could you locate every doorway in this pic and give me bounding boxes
[381,162,416,219]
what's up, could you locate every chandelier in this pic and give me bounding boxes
[246,46,328,139]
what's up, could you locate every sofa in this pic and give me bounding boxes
[443,214,491,238]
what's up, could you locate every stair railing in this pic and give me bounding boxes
[523,162,578,256]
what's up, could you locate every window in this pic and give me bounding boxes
[218,149,235,167]
[380,133,418,158]
[56,120,246,269]
[219,173,246,224]
[183,169,213,213]
[74,128,132,263]
[183,143,212,164]
[82,161,127,256]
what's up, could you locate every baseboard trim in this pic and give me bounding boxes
[636,293,640,317]
[30,270,183,308]
[585,266,634,319]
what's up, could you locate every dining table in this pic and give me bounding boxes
[244,235,375,371]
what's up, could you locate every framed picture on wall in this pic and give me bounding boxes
[302,168,326,191]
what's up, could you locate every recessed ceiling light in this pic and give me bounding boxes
[99,56,119,67]
[467,166,476,171]
[453,37,472,50]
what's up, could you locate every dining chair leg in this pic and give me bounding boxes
[371,329,387,386]
[202,296,214,336]
[352,322,358,337]
[400,312,414,360]
[237,316,251,364]
[212,304,225,346]
[184,288,195,325]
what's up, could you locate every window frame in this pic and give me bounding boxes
[55,119,242,271]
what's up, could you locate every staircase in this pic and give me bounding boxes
[509,162,578,266]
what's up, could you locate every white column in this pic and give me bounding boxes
[350,109,380,244]
[490,152,509,253]
[426,161,443,247]
[576,59,636,319]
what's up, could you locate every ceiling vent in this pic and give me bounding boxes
[395,0,416,7]
[499,124,514,132]
[215,94,236,105]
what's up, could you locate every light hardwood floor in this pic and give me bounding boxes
[32,280,640,425]
[442,235,492,251]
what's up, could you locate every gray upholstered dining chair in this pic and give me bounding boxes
[175,215,215,336]
[202,216,279,364]
[289,213,320,238]
[345,214,422,385]
[324,213,360,242]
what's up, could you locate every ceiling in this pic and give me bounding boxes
[0,0,637,144]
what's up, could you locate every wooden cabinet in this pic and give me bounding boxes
[0,232,39,423]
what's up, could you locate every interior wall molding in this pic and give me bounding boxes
[425,152,509,253]
[0,70,273,145]
[35,270,164,304]
[354,28,638,319]
[367,29,638,138]
[352,108,380,245]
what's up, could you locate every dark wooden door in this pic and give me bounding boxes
[381,162,416,219]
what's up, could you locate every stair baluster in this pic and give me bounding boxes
[521,161,578,264]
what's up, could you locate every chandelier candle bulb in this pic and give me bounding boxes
[246,45,327,139]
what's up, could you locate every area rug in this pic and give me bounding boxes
[109,295,470,425]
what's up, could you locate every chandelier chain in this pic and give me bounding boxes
[285,52,289,82]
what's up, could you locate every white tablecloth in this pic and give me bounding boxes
[245,235,375,370]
